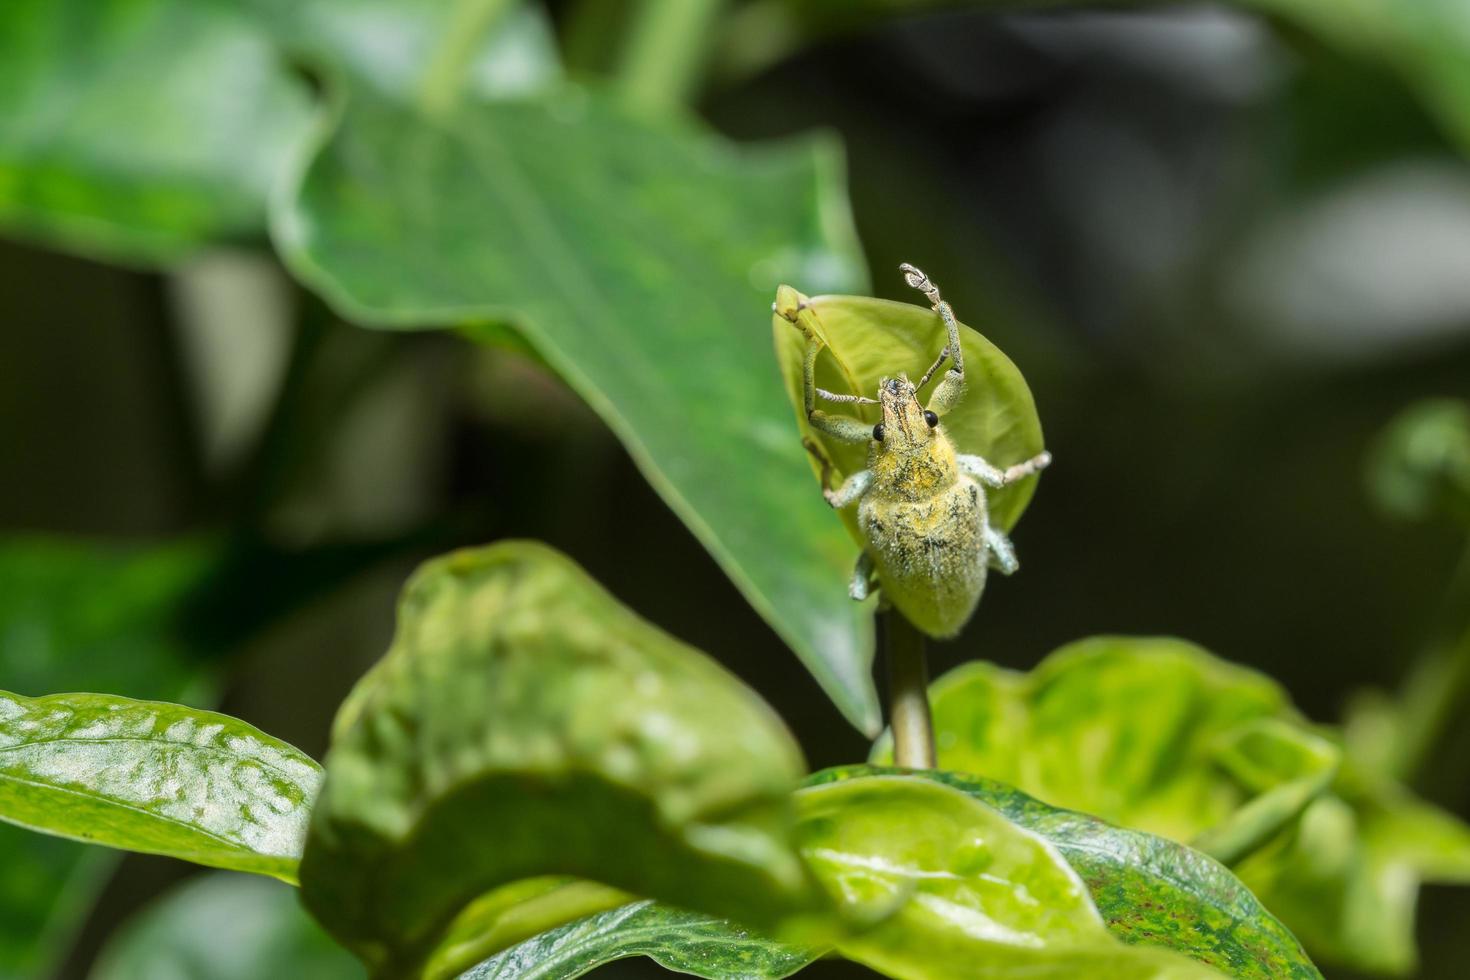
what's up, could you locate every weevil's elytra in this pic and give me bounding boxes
[782,264,1051,638]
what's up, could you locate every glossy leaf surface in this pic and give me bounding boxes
[795,775,1217,979]
[876,637,1470,974]
[810,768,1319,980]
[462,900,818,980]
[0,691,320,882]
[275,82,878,733]
[772,286,1047,540]
[873,637,1309,843]
[0,0,311,264]
[0,539,215,979]
[300,541,819,978]
[90,872,362,980]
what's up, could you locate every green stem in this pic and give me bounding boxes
[885,611,936,769]
[614,0,726,112]
[419,0,515,115]
[1397,541,1470,787]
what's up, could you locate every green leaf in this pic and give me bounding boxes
[0,538,214,701]
[1231,768,1470,975]
[0,538,217,980]
[873,638,1307,843]
[465,764,1319,980]
[878,637,1470,974]
[461,901,820,980]
[0,0,312,264]
[423,879,633,980]
[242,0,561,105]
[299,541,821,979]
[0,832,116,980]
[1236,0,1470,157]
[1366,398,1470,526]
[274,81,878,734]
[772,285,1048,539]
[794,775,1218,979]
[809,767,1320,980]
[90,872,362,980]
[0,691,321,882]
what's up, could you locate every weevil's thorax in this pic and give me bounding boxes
[868,375,958,502]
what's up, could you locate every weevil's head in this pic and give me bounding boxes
[872,375,940,453]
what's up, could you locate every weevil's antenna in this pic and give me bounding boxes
[817,389,879,405]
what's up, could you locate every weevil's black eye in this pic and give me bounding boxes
[872,423,885,442]
[924,410,939,428]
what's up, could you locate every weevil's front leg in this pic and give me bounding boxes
[958,451,1052,489]
[984,524,1019,575]
[824,469,873,509]
[849,550,876,600]
[803,438,874,509]
[903,263,967,417]
[797,329,874,444]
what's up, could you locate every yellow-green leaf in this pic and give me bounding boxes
[299,541,822,979]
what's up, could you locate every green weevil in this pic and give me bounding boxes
[783,263,1051,638]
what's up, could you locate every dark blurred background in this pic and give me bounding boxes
[3,2,1469,977]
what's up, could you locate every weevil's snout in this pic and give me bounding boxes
[875,375,932,446]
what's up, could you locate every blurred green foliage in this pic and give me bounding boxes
[2,0,1470,977]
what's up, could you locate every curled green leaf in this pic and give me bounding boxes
[0,691,321,882]
[461,901,820,980]
[795,775,1218,979]
[300,541,821,978]
[873,637,1305,843]
[809,767,1320,980]
[771,284,1047,542]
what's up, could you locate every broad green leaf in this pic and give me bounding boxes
[1236,0,1470,157]
[424,879,633,980]
[0,0,312,264]
[242,0,561,104]
[795,775,1218,979]
[0,538,216,980]
[0,691,321,882]
[0,538,213,701]
[1232,767,1470,975]
[90,872,362,980]
[879,637,1470,974]
[809,767,1320,980]
[461,901,820,980]
[299,541,822,978]
[274,81,879,734]
[772,285,1048,540]
[465,764,1318,980]
[873,637,1309,843]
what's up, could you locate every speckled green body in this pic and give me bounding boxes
[859,430,986,638]
[860,380,988,638]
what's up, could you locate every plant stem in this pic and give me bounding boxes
[885,610,936,769]
[419,0,515,115]
[614,0,726,112]
[1397,540,1470,788]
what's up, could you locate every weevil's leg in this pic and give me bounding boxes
[824,469,873,509]
[849,551,876,600]
[798,328,873,444]
[902,263,968,416]
[803,438,874,509]
[958,451,1053,489]
[985,524,1019,575]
